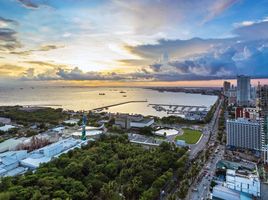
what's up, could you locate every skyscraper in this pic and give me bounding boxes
[237,75,251,106]
[257,84,268,117]
[257,83,268,164]
[223,81,231,95]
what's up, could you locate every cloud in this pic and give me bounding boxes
[8,44,63,56]
[0,64,25,76]
[23,61,58,67]
[202,0,239,25]
[0,28,21,51]
[38,44,64,51]
[233,20,268,40]
[0,17,19,27]
[124,37,235,64]
[9,50,31,55]
[17,0,40,9]
[0,28,17,42]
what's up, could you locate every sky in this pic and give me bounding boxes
[0,0,268,86]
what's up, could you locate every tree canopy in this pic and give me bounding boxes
[0,135,188,200]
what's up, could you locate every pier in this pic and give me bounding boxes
[92,100,148,111]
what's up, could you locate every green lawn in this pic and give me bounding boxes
[175,128,202,144]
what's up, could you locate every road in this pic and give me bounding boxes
[186,98,224,200]
[187,145,225,200]
[189,99,222,160]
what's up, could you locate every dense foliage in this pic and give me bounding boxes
[0,135,188,200]
[0,106,67,125]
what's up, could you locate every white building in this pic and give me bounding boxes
[130,118,154,128]
[0,151,28,177]
[63,119,80,125]
[0,125,15,132]
[212,185,252,200]
[227,118,261,151]
[237,75,251,106]
[226,169,260,197]
[21,138,86,169]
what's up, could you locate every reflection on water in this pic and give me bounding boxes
[0,87,217,117]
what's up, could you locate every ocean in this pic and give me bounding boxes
[0,86,218,117]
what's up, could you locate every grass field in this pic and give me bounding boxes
[175,128,202,144]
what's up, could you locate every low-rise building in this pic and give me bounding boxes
[63,119,80,125]
[114,114,154,129]
[0,125,15,132]
[212,185,252,200]
[0,117,11,125]
[0,151,28,177]
[21,138,87,169]
[226,169,260,197]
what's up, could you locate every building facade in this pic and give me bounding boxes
[237,75,251,106]
[227,118,261,151]
[256,84,268,164]
[223,81,231,95]
[226,169,260,197]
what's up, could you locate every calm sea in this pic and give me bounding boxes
[0,87,218,117]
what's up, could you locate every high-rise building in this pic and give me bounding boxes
[223,81,231,95]
[227,118,262,151]
[237,75,251,106]
[257,84,268,117]
[227,85,237,105]
[256,84,268,164]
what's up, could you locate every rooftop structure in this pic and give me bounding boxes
[128,133,163,146]
[0,125,15,132]
[21,138,86,169]
[0,150,28,177]
[212,185,252,200]
[226,169,260,197]
[154,128,179,137]
[0,117,11,125]
[63,118,80,125]
[0,138,25,153]
[114,114,154,129]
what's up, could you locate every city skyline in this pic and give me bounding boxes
[1,0,268,86]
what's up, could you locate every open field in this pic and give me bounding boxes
[175,128,202,144]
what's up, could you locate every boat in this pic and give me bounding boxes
[119,91,126,93]
[99,93,105,95]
